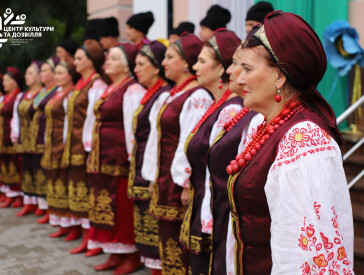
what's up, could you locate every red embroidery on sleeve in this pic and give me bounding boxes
[298,205,353,274]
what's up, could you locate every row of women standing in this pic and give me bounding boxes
[0,10,355,275]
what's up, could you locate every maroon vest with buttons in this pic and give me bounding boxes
[151,86,207,221]
[229,108,336,274]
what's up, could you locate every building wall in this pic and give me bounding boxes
[87,0,133,41]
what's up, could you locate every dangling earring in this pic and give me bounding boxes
[275,88,282,103]
[218,79,223,89]
[184,67,188,73]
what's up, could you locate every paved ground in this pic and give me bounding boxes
[0,207,151,275]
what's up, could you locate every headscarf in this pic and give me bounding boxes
[207,28,241,70]
[117,43,139,73]
[173,33,203,73]
[82,39,105,78]
[252,11,343,144]
[6,67,24,89]
[45,56,61,72]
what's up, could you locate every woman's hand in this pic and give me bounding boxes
[181,187,189,207]
[148,181,154,198]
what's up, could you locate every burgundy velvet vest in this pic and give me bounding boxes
[88,79,136,177]
[150,86,205,221]
[228,108,337,275]
[207,110,256,275]
[128,85,171,200]
[180,97,244,254]
[0,91,20,153]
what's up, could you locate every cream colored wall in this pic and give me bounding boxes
[349,0,364,47]
[172,0,189,28]
[87,0,133,41]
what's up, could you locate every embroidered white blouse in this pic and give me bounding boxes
[10,92,24,142]
[122,82,147,160]
[227,117,354,275]
[200,103,243,234]
[81,79,107,152]
[141,88,213,187]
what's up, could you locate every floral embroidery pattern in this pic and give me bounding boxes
[299,204,353,275]
[201,218,213,234]
[314,201,321,220]
[188,97,212,111]
[216,106,239,127]
[271,123,336,171]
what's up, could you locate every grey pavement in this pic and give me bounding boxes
[0,207,151,275]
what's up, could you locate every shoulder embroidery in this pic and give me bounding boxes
[271,122,336,171]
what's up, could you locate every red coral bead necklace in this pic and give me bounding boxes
[226,95,305,175]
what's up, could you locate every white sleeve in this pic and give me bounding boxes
[82,79,107,152]
[171,88,213,188]
[123,83,146,160]
[266,121,354,274]
[10,92,23,142]
[141,91,170,182]
[63,91,72,144]
[200,103,243,234]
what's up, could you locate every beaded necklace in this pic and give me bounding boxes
[226,95,305,175]
[75,71,96,91]
[140,78,164,105]
[169,75,197,96]
[25,87,42,100]
[2,88,20,105]
[101,76,132,99]
[33,86,57,108]
[191,88,232,133]
[49,85,74,105]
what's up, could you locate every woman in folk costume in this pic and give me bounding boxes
[179,29,242,275]
[206,38,260,274]
[88,43,146,274]
[226,12,354,274]
[58,39,107,254]
[127,41,171,275]
[10,61,43,216]
[42,60,80,239]
[142,33,213,274]
[31,57,61,223]
[0,67,24,208]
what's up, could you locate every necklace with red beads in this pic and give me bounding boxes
[25,87,42,100]
[223,107,251,132]
[169,75,196,96]
[101,76,132,99]
[191,88,233,133]
[140,78,164,105]
[226,95,305,175]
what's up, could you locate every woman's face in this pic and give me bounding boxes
[193,46,223,89]
[236,46,280,111]
[199,26,214,43]
[39,63,55,86]
[104,48,127,78]
[134,54,159,88]
[2,74,18,93]
[74,49,94,74]
[227,48,244,95]
[54,65,72,88]
[162,46,188,82]
[25,64,40,87]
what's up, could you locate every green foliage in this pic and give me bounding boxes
[0,0,86,73]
